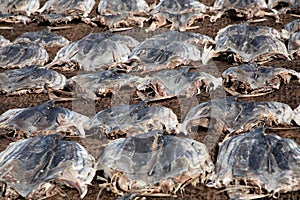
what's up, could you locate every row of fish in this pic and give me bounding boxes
[99,128,300,199]
[0,0,298,29]
[0,134,96,199]
[0,1,299,199]
[1,62,299,99]
[1,98,300,139]
[1,22,300,71]
[0,117,299,199]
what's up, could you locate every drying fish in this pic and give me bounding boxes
[37,0,95,24]
[209,127,300,199]
[0,0,40,23]
[93,0,150,30]
[85,102,179,139]
[282,20,300,57]
[98,131,214,196]
[47,32,139,71]
[209,0,275,22]
[0,65,66,95]
[141,30,214,47]
[14,29,69,47]
[0,42,48,69]
[0,134,96,199]
[0,101,89,137]
[283,19,300,34]
[148,0,207,31]
[268,0,299,14]
[123,31,214,72]
[35,13,75,24]
[293,104,300,126]
[0,35,10,47]
[137,67,222,99]
[66,70,144,99]
[208,23,290,63]
[222,63,300,96]
[0,14,32,24]
[287,32,300,57]
[0,0,40,16]
[180,97,294,135]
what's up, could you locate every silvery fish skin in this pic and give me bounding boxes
[209,0,269,22]
[181,97,294,134]
[148,30,214,46]
[293,104,300,126]
[284,19,300,34]
[98,0,149,15]
[149,0,207,31]
[14,29,69,47]
[217,23,282,39]
[0,42,49,69]
[213,0,267,9]
[282,20,300,57]
[48,32,139,71]
[208,23,290,63]
[127,31,214,71]
[222,63,300,96]
[0,101,89,136]
[287,32,300,57]
[132,40,201,64]
[38,0,95,17]
[137,67,222,99]
[95,0,149,29]
[209,127,300,198]
[98,131,214,193]
[66,70,144,98]
[0,35,10,47]
[0,14,32,24]
[0,134,96,198]
[0,65,66,94]
[268,0,298,11]
[0,0,40,15]
[85,102,179,138]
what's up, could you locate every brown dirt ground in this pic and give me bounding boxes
[0,0,300,199]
